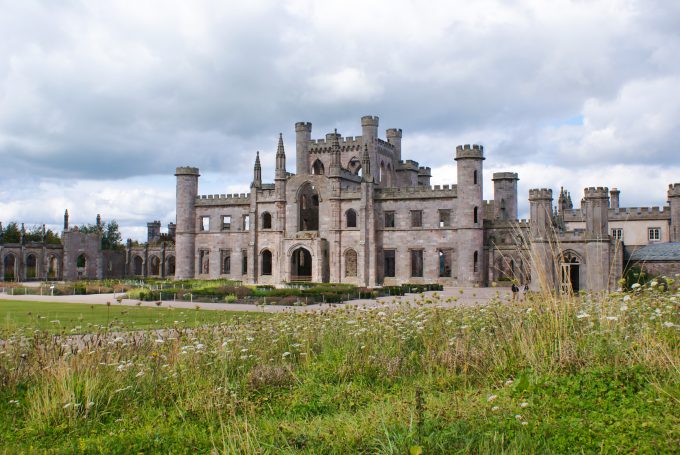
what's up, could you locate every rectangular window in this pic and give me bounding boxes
[438,209,451,228]
[648,227,661,241]
[410,249,423,277]
[411,210,423,228]
[200,216,210,231]
[438,249,452,277]
[221,250,231,274]
[611,228,623,240]
[243,215,250,231]
[199,250,210,274]
[222,215,231,231]
[241,249,248,275]
[384,250,396,277]
[384,211,395,228]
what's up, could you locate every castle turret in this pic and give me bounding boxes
[584,187,611,291]
[295,122,312,175]
[252,151,262,188]
[492,172,519,220]
[361,116,379,172]
[386,128,402,163]
[147,220,161,244]
[175,166,200,279]
[455,144,485,285]
[668,183,680,242]
[167,222,176,241]
[610,188,620,209]
[528,188,554,292]
[329,129,342,177]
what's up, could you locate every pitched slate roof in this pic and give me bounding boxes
[629,243,680,262]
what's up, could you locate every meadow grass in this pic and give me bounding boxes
[0,299,268,336]
[0,284,678,453]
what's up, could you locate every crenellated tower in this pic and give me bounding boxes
[584,187,611,291]
[295,122,312,175]
[455,144,485,285]
[492,172,519,220]
[668,183,680,242]
[528,188,554,291]
[386,128,402,163]
[175,166,200,279]
[361,115,379,173]
[610,188,620,209]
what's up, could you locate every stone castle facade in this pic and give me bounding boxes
[1,115,679,291]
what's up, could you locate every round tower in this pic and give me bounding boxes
[492,172,519,220]
[455,144,485,285]
[295,122,312,175]
[361,116,379,173]
[668,183,680,242]
[175,166,200,279]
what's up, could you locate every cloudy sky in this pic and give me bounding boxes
[1,0,679,240]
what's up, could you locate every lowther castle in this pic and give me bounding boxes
[2,115,679,291]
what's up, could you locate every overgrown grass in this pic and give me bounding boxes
[0,283,678,453]
[0,300,268,336]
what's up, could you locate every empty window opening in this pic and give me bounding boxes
[243,215,250,231]
[473,251,479,273]
[133,256,143,275]
[241,250,248,275]
[199,250,210,274]
[261,250,272,275]
[221,251,231,274]
[312,159,325,175]
[410,250,424,277]
[439,210,451,228]
[222,215,231,230]
[262,212,272,229]
[384,250,396,277]
[473,170,478,185]
[77,254,87,269]
[200,216,210,231]
[473,206,478,224]
[3,254,16,281]
[439,249,452,277]
[384,211,395,228]
[166,256,176,276]
[149,256,160,275]
[25,254,37,279]
[298,183,319,231]
[346,209,357,228]
[411,210,423,228]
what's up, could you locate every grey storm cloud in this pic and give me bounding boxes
[1,0,679,239]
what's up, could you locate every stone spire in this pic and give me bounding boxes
[252,151,262,188]
[275,133,286,179]
[64,209,69,230]
[361,144,372,182]
[329,128,341,176]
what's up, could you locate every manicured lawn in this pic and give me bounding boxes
[0,299,267,335]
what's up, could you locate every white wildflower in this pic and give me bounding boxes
[487,395,498,403]
[504,379,514,386]
[515,414,523,420]
[520,402,529,408]
[631,283,641,289]
[491,406,500,412]
[282,351,291,357]
[663,322,675,328]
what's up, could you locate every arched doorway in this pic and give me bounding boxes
[3,254,16,281]
[298,183,319,231]
[166,256,175,276]
[149,256,160,276]
[25,254,38,280]
[47,255,59,279]
[291,247,312,282]
[261,249,273,276]
[560,254,581,293]
[133,256,143,276]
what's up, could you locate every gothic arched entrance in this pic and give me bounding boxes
[291,247,312,282]
[560,254,581,293]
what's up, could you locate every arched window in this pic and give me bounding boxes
[473,170,478,185]
[346,209,357,228]
[77,254,87,269]
[298,183,319,231]
[133,256,143,275]
[344,249,357,277]
[473,206,478,224]
[261,250,272,275]
[149,256,160,275]
[386,163,392,187]
[379,161,385,183]
[473,251,479,273]
[25,254,37,279]
[262,212,272,229]
[312,159,325,175]
[166,256,176,276]
[47,255,58,279]
[3,254,16,281]
[348,157,361,175]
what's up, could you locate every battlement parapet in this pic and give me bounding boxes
[375,138,395,149]
[584,187,609,198]
[418,166,431,176]
[668,183,680,197]
[309,136,364,152]
[295,122,312,132]
[562,206,672,222]
[529,188,553,201]
[376,185,457,200]
[195,193,251,206]
[386,128,402,138]
[361,115,379,127]
[397,160,420,171]
[455,144,484,160]
[492,172,519,181]
[175,166,200,176]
